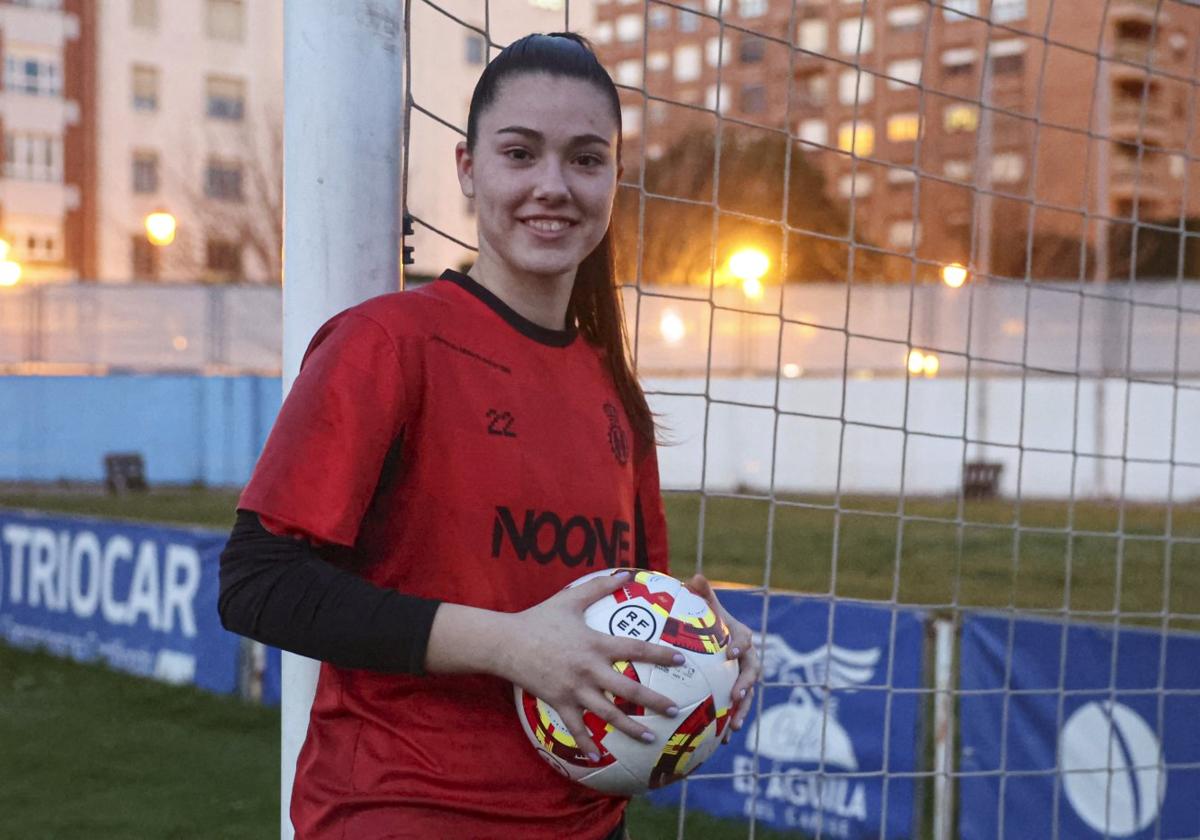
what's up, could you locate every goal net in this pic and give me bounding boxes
[403,1,1200,837]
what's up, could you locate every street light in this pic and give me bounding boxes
[0,238,21,287]
[941,262,968,288]
[729,247,769,300]
[145,211,177,246]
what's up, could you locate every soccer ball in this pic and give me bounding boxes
[514,569,739,795]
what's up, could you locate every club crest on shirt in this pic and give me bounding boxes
[604,402,630,466]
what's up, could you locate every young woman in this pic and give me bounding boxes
[219,32,760,840]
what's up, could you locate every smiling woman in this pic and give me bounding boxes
[216,32,759,840]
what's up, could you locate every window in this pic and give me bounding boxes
[3,132,62,181]
[943,0,978,21]
[132,150,159,193]
[838,18,873,55]
[132,65,158,110]
[615,60,642,87]
[993,53,1024,75]
[798,118,828,145]
[132,235,160,279]
[206,76,245,120]
[593,22,613,44]
[739,0,767,17]
[8,0,62,8]
[944,159,972,180]
[740,36,766,64]
[798,20,827,53]
[796,71,828,107]
[942,48,976,77]
[674,45,702,81]
[205,159,244,200]
[649,5,671,29]
[465,33,485,65]
[837,121,874,156]
[741,84,767,113]
[616,14,642,42]
[990,40,1026,75]
[837,172,873,198]
[886,4,925,32]
[705,83,730,114]
[838,69,873,105]
[991,152,1025,183]
[132,0,157,28]
[887,113,920,141]
[622,106,641,135]
[5,55,62,97]
[706,37,729,67]
[888,219,920,248]
[944,104,979,133]
[886,58,922,89]
[647,51,670,72]
[679,3,701,32]
[206,0,244,41]
[887,167,917,185]
[991,0,1026,23]
[206,238,243,280]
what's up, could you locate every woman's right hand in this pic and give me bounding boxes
[495,571,684,761]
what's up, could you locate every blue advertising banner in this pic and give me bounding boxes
[958,613,1200,840]
[0,508,240,696]
[649,591,926,840]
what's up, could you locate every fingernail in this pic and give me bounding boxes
[666,706,679,717]
[672,653,685,665]
[739,688,747,699]
[588,751,600,763]
[641,731,656,743]
[732,647,741,657]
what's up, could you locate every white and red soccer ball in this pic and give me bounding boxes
[514,569,739,795]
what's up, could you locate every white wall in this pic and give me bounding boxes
[649,376,1200,501]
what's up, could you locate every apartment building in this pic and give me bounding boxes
[0,0,82,281]
[591,0,1200,280]
[404,0,594,277]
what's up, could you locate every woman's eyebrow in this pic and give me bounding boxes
[495,125,611,147]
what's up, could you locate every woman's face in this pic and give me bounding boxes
[457,73,620,283]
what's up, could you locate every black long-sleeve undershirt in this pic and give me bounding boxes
[217,510,442,674]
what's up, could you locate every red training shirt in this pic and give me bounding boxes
[240,270,670,840]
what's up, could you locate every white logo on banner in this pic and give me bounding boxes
[1059,701,1166,837]
[732,635,881,837]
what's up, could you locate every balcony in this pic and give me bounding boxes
[1109,154,1169,203]
[1110,97,1170,146]
[1109,0,1163,26]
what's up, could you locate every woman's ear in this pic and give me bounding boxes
[455,141,475,199]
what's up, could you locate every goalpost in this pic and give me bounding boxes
[283,0,1200,837]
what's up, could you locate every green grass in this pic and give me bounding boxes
[1,486,1196,837]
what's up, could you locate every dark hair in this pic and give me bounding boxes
[466,33,655,449]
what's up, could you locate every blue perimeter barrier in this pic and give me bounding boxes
[0,375,280,486]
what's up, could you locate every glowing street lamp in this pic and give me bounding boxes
[660,310,686,344]
[941,262,968,288]
[729,247,769,300]
[907,349,940,378]
[0,259,20,287]
[145,211,177,246]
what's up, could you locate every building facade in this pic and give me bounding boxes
[591,0,1200,282]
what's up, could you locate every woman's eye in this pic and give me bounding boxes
[576,154,603,167]
[505,148,532,161]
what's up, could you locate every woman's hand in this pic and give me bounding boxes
[686,574,761,737]
[493,571,684,761]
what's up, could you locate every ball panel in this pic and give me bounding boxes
[660,587,731,655]
[645,657,714,710]
[648,696,724,790]
[577,758,646,797]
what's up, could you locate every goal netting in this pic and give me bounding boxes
[403,1,1200,838]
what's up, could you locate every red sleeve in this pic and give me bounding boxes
[239,311,413,547]
[634,442,670,574]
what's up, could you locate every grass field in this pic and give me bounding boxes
[1,486,1196,838]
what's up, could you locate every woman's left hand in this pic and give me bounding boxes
[686,573,761,738]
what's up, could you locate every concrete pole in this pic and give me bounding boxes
[281,2,403,837]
